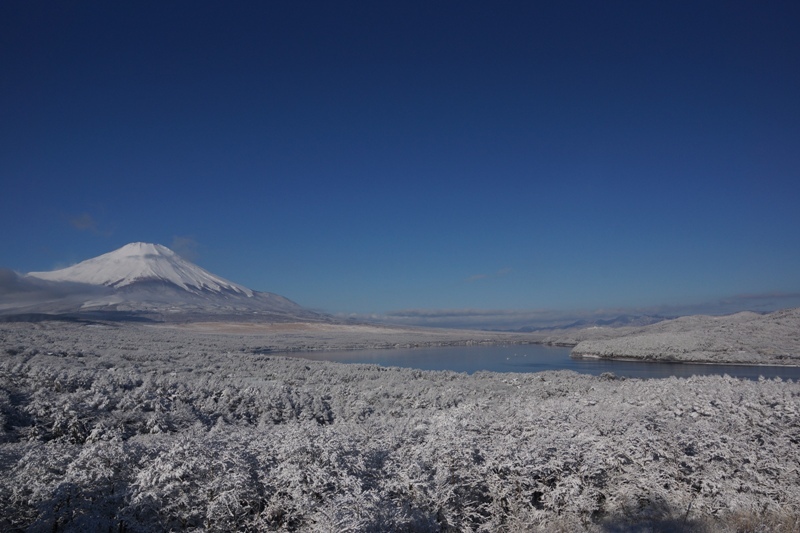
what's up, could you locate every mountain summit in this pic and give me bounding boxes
[6,243,321,322]
[28,242,254,297]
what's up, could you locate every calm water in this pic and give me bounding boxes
[287,344,800,381]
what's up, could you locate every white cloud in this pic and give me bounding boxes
[171,236,200,261]
[342,291,800,330]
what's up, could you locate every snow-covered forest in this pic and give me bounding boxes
[571,308,800,365]
[1,321,799,532]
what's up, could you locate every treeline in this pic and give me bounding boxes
[1,322,799,531]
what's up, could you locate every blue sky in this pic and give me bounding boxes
[2,1,799,325]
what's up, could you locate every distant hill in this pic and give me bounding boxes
[515,314,670,332]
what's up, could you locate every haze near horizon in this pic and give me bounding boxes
[2,2,799,327]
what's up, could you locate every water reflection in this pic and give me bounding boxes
[287,344,800,381]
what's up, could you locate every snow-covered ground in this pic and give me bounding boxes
[572,308,800,366]
[164,320,540,351]
[1,321,798,531]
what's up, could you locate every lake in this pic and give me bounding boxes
[286,343,800,380]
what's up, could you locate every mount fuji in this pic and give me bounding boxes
[28,243,255,296]
[3,243,324,322]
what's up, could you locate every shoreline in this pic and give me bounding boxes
[570,352,800,368]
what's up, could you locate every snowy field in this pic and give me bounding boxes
[1,321,799,532]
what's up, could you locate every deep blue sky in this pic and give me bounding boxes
[2,1,799,325]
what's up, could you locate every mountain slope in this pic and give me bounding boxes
[7,243,323,322]
[28,242,253,296]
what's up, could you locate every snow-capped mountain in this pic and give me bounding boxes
[28,242,254,296]
[6,243,323,322]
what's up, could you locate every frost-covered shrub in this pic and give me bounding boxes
[127,430,262,532]
[1,321,799,531]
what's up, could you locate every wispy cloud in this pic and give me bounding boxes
[465,267,512,283]
[722,291,800,302]
[650,291,800,317]
[342,291,800,330]
[171,236,200,261]
[69,212,98,231]
[67,212,113,236]
[340,307,594,330]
